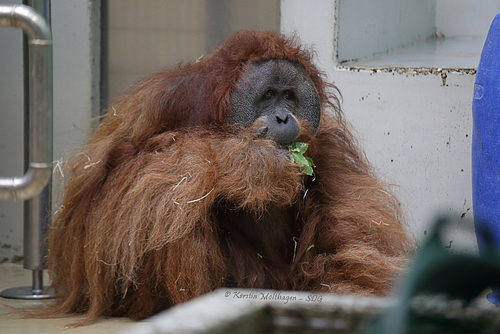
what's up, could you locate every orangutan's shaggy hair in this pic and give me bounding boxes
[43,30,412,323]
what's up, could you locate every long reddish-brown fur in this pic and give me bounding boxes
[44,31,413,323]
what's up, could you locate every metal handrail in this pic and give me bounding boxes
[0,4,53,201]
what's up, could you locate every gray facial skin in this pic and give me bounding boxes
[229,59,321,145]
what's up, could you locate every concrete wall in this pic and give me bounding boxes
[106,0,279,107]
[0,0,100,262]
[436,0,500,38]
[282,0,500,252]
[0,0,24,263]
[336,0,435,64]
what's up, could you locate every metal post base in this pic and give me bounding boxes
[0,286,54,300]
[0,269,54,300]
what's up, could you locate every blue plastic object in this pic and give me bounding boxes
[472,13,500,305]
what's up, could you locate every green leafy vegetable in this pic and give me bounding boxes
[288,142,316,176]
[307,244,315,251]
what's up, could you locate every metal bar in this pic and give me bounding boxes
[0,4,53,201]
[0,3,53,300]
[23,1,52,290]
[23,183,51,271]
[32,269,44,294]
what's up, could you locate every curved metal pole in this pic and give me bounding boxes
[0,4,53,201]
[0,4,53,300]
